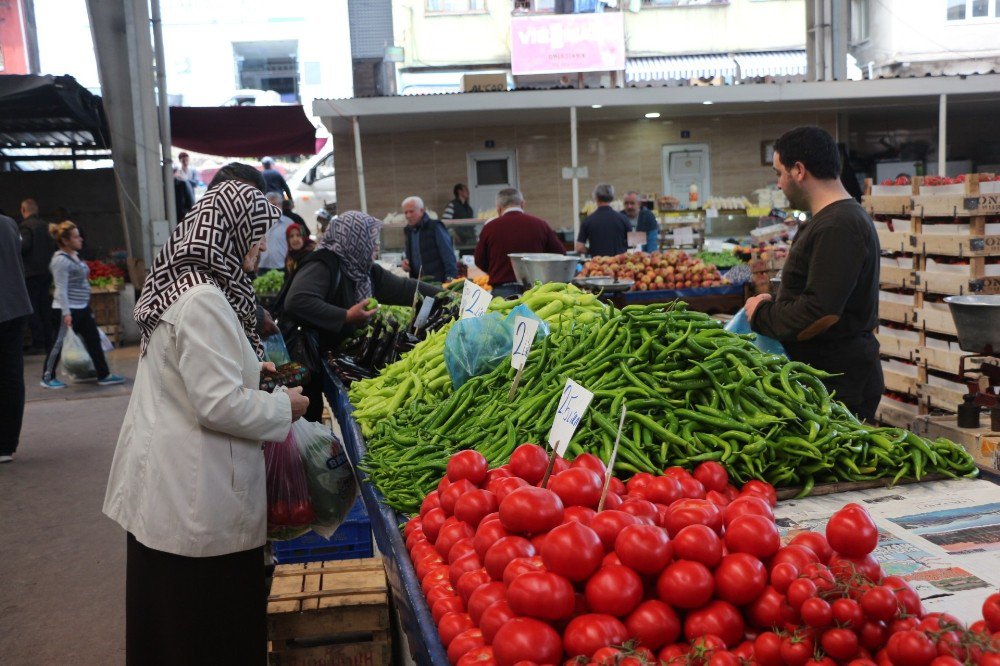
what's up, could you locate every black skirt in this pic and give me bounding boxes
[126,533,266,666]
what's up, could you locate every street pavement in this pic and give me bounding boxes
[0,346,139,665]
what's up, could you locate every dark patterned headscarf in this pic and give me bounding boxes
[134,180,279,358]
[317,211,383,302]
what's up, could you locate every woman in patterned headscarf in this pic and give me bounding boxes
[282,210,442,421]
[103,178,310,665]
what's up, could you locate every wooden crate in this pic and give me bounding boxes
[267,558,392,666]
[90,290,121,327]
[918,381,968,413]
[913,306,958,336]
[875,396,919,429]
[863,195,912,216]
[914,270,1000,296]
[876,332,920,361]
[915,345,981,375]
[876,229,912,254]
[913,233,1000,258]
[878,299,915,325]
[912,193,1000,218]
[880,265,915,289]
[882,367,919,395]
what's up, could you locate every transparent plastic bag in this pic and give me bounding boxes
[263,331,291,366]
[60,328,97,381]
[264,426,316,540]
[725,307,786,356]
[444,304,549,389]
[292,419,359,539]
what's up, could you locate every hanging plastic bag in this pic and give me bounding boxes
[444,304,549,389]
[98,327,114,353]
[725,307,786,356]
[292,419,359,539]
[264,427,316,541]
[60,328,97,381]
[263,331,291,366]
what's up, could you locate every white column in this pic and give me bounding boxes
[571,105,580,244]
[150,0,175,227]
[938,94,947,177]
[353,116,368,214]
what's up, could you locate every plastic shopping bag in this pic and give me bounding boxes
[98,327,115,353]
[264,427,316,541]
[444,304,549,389]
[725,307,786,356]
[263,331,291,366]
[60,328,97,381]
[292,419,359,539]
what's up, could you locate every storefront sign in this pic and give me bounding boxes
[461,73,508,93]
[510,13,625,76]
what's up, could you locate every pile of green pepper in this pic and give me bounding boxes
[357,302,978,514]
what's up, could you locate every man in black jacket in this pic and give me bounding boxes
[1,213,33,462]
[260,157,292,200]
[401,196,458,283]
[18,198,55,354]
[746,126,883,421]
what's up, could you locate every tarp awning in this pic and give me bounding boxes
[626,54,737,83]
[0,74,110,149]
[734,51,807,79]
[169,105,317,157]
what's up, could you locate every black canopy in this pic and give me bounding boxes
[0,74,110,149]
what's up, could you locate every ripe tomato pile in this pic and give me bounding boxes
[404,445,1000,666]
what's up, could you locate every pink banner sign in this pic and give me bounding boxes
[510,13,625,76]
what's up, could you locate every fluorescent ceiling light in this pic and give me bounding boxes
[702,101,714,105]
[591,104,603,109]
[644,112,661,119]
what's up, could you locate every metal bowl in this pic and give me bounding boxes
[582,277,634,293]
[509,253,566,285]
[521,256,579,284]
[943,295,1000,352]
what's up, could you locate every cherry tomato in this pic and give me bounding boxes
[780,634,815,666]
[447,450,489,485]
[657,560,714,609]
[800,597,833,628]
[585,564,644,617]
[625,600,681,650]
[883,575,923,617]
[771,544,820,571]
[684,600,745,648]
[562,614,629,659]
[770,562,800,594]
[541,521,604,581]
[860,586,899,623]
[822,627,860,661]
[614,524,672,575]
[499,487,564,536]
[789,531,834,564]
[886,630,936,666]
[713,552,767,605]
[787,577,818,610]
[491,617,563,666]
[831,598,865,629]
[826,503,878,557]
[983,592,1000,632]
[672,524,723,568]
[754,631,784,666]
[830,552,883,584]
[858,621,889,652]
[746,586,798,630]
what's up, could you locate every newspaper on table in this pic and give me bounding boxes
[774,478,1000,624]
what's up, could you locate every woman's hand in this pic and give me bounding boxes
[63,314,72,328]
[287,386,310,421]
[345,299,376,325]
[261,361,276,373]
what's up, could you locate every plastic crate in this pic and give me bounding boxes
[272,499,373,564]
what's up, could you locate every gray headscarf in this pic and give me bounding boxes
[317,210,383,302]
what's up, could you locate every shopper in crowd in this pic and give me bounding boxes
[260,156,292,200]
[41,222,125,389]
[173,165,196,224]
[283,211,442,421]
[257,191,295,274]
[442,183,475,221]
[401,195,458,282]
[746,125,883,421]
[284,223,316,277]
[177,151,200,188]
[18,198,56,354]
[103,180,309,665]
[622,190,660,252]
[207,161,268,192]
[0,213,33,464]
[576,183,629,257]
[474,188,565,298]
[282,198,306,227]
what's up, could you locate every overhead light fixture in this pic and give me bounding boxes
[591,104,603,109]
[644,112,661,119]
[702,101,714,105]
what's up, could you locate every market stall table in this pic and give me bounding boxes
[597,283,748,315]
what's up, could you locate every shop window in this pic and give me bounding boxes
[850,0,869,42]
[947,0,998,19]
[426,0,487,13]
[642,0,730,6]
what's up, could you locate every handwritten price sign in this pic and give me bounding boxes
[548,378,594,457]
[461,280,491,319]
[510,316,540,371]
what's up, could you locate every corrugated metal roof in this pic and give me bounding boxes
[734,50,807,78]
[626,53,737,82]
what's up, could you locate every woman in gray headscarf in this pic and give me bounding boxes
[282,210,441,420]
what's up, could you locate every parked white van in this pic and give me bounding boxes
[288,149,336,233]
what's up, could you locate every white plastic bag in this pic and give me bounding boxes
[292,419,359,539]
[98,328,114,353]
[60,329,97,381]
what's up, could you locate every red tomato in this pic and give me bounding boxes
[780,634,815,666]
[659,643,692,666]
[723,495,774,528]
[423,507,448,544]
[672,524,723,568]
[886,630,936,666]
[694,461,729,493]
[769,562,799,594]
[449,538,477,564]
[830,552,882,584]
[883,575,923,617]
[492,618,563,666]
[422,566,451,595]
[741,480,777,507]
[589,510,640,551]
[664,498,723,537]
[678,476,707,499]
[433,596,466,624]
[619,498,660,523]
[801,562,837,593]
[603,492,623,510]
[826,503,879,557]
[467,582,506,625]
[787,577,818,610]
[499,487,564,535]
[493,477,529,503]
[447,450,489,485]
[456,568,493,605]
[593,647,624,666]
[484,466,513,488]
[860,586,899,623]
[645,475,683,505]
[562,614,629,658]
[831,598,865,629]
[821,627,860,661]
[501,556,545,587]
[708,651,741,666]
[549,468,603,508]
[474,519,511,559]
[563,506,596,524]
[442,479,478,516]
[455,490,500,528]
[627,472,655,493]
[405,516,423,537]
[725,514,780,559]
[771,544,819,571]
[479,599,516,644]
[438,521,476,559]
[800,597,833,628]
[625,600,680,650]
[457,646,496,666]
[746,586,798,630]
[506,571,576,621]
[685,600,745,647]
[448,628,486,666]
[789,531,834,564]
[983,592,1000,632]
[930,658,965,666]
[585,565,644,617]
[713,552,767,606]
[427,583,459,609]
[570,452,607,476]
[438,611,476,648]
[484,536,536,581]
[656,560,714,609]
[509,444,549,484]
[450,551,484,587]
[614,524,672,575]
[754,631,784,666]
[858,621,889,652]
[541,521,604,581]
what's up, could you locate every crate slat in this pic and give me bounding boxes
[875,397,918,429]
[914,234,1000,257]
[880,265,915,289]
[878,300,914,325]
[913,307,958,336]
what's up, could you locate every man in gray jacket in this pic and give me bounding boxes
[1,213,33,463]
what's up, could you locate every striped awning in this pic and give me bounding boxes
[734,50,807,79]
[626,53,737,83]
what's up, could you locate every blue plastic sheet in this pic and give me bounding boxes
[443,304,549,389]
[725,307,786,356]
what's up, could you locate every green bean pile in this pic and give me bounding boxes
[357,302,978,514]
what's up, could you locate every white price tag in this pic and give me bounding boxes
[547,378,594,458]
[510,316,540,371]
[413,296,436,329]
[460,280,491,319]
[674,226,695,246]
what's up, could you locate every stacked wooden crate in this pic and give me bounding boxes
[865,175,1000,426]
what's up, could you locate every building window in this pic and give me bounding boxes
[426,0,487,12]
[513,0,555,11]
[642,0,729,5]
[850,0,869,42]
[947,0,999,19]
